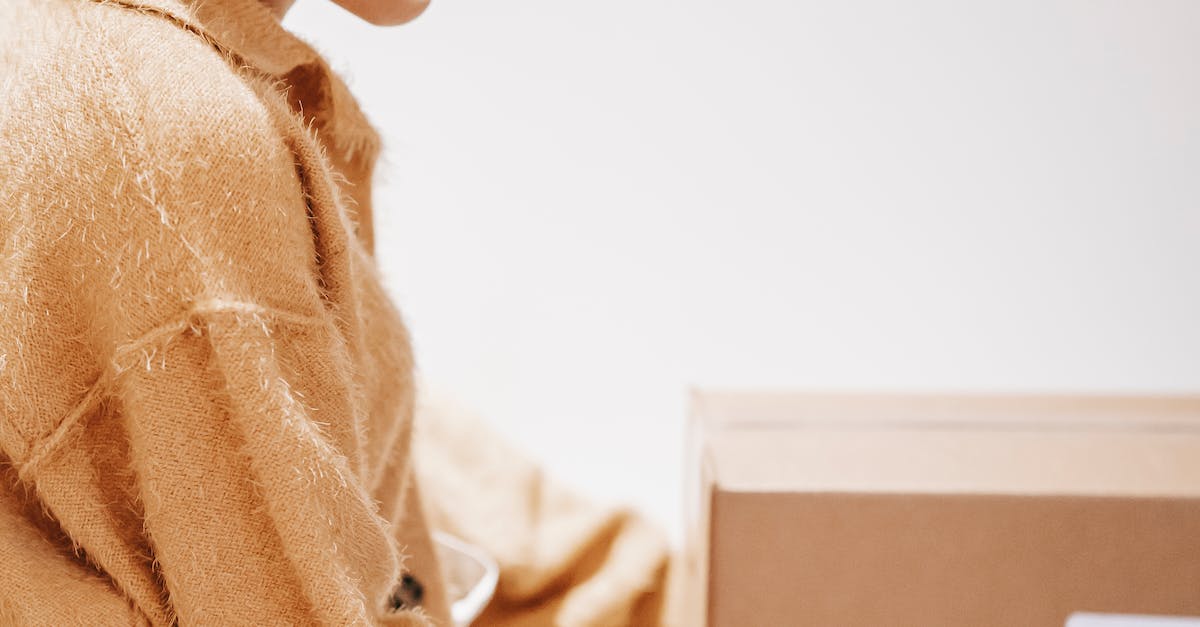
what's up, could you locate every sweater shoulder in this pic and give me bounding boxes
[1,0,325,344]
[0,0,298,233]
[0,1,343,461]
[1,0,286,164]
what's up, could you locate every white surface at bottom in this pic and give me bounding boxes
[432,531,498,627]
[1068,613,1200,627]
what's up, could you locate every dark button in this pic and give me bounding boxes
[387,573,425,611]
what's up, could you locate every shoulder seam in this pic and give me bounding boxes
[14,298,326,483]
[111,297,327,372]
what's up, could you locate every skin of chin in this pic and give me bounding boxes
[330,0,431,25]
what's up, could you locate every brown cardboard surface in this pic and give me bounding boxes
[686,392,1200,627]
[710,429,1200,496]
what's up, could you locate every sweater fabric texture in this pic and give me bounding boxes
[0,0,672,625]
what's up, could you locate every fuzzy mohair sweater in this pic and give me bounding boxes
[0,0,671,625]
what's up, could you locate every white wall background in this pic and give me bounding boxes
[285,0,1200,543]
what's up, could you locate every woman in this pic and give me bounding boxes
[0,0,669,625]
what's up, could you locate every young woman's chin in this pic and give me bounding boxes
[330,0,431,25]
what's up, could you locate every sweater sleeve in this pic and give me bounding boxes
[4,29,430,624]
[106,302,423,627]
[102,101,433,626]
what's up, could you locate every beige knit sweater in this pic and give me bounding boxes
[1,0,670,625]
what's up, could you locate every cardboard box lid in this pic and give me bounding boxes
[691,391,1200,497]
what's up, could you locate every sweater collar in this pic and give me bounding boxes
[113,0,315,77]
[118,0,382,168]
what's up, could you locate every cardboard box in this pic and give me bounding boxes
[684,392,1200,626]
